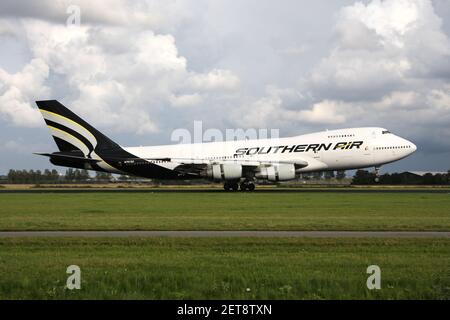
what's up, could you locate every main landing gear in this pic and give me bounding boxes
[223,181,239,191]
[223,180,256,191]
[239,180,255,191]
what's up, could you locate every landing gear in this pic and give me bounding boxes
[223,181,239,191]
[374,166,381,183]
[223,180,256,191]
[239,180,256,191]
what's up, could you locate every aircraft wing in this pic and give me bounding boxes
[168,157,310,176]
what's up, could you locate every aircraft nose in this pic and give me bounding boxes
[409,141,417,153]
[399,137,417,154]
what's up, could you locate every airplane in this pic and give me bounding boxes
[34,100,417,191]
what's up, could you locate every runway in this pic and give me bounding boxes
[1,189,450,194]
[0,231,448,238]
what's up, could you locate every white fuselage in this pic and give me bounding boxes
[35,101,417,186]
[123,127,417,173]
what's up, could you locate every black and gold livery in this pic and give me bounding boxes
[35,100,189,179]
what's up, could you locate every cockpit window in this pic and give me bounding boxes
[382,130,391,134]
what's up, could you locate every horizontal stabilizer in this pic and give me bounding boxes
[33,152,101,164]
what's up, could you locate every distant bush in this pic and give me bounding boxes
[352,170,450,185]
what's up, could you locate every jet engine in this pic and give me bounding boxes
[255,164,296,181]
[205,164,242,181]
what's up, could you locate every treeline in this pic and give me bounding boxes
[3,168,450,185]
[4,169,115,184]
[300,170,347,180]
[6,169,60,184]
[352,170,450,185]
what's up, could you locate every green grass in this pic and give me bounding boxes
[0,192,449,231]
[0,237,448,299]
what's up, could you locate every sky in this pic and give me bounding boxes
[0,0,449,174]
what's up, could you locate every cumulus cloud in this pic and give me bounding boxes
[427,85,450,110]
[238,90,283,128]
[232,0,450,155]
[0,0,163,27]
[187,69,240,91]
[0,58,50,127]
[0,10,240,134]
[294,0,450,150]
[291,100,347,124]
[372,91,422,110]
[0,0,450,171]
[309,0,450,100]
[170,93,202,107]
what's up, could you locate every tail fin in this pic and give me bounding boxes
[36,100,120,157]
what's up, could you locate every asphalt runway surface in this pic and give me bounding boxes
[0,231,448,238]
[0,188,449,193]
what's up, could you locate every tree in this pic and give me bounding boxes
[79,169,90,181]
[65,168,76,182]
[422,173,435,185]
[336,170,346,180]
[118,174,131,181]
[7,170,17,183]
[95,171,112,182]
[51,169,60,182]
[44,169,52,182]
[312,171,323,180]
[352,170,376,185]
[324,171,335,180]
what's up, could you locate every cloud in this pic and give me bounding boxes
[0,0,161,27]
[291,100,347,124]
[372,91,422,110]
[170,93,202,107]
[0,58,50,127]
[0,0,449,172]
[0,15,240,134]
[283,0,450,154]
[309,0,450,101]
[232,0,450,140]
[238,90,283,128]
[427,85,450,110]
[187,69,240,91]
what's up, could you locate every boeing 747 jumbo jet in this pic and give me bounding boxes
[35,100,417,191]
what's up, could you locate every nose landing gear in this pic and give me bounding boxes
[374,166,381,183]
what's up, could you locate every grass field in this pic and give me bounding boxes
[0,192,449,231]
[0,190,448,300]
[0,237,448,299]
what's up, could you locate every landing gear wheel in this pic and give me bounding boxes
[224,182,239,191]
[239,181,256,191]
[374,166,381,183]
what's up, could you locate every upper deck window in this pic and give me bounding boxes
[382,130,391,134]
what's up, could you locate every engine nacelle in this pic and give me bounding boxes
[256,164,296,181]
[205,164,242,181]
